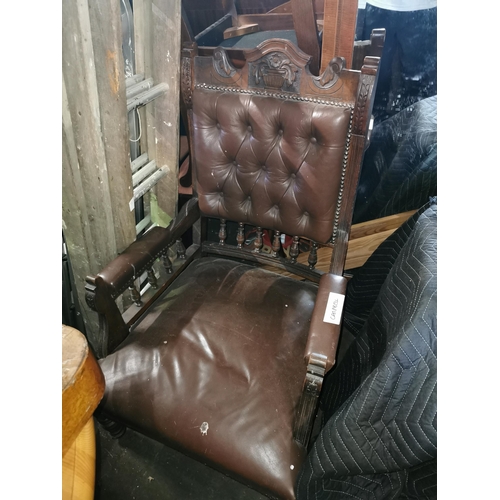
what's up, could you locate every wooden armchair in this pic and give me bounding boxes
[86,38,382,499]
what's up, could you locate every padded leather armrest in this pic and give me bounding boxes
[305,273,348,374]
[97,227,174,298]
[84,199,200,358]
[94,198,200,298]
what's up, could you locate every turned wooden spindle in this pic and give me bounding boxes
[162,252,173,274]
[176,239,186,260]
[290,236,300,263]
[237,222,245,249]
[308,242,318,269]
[219,219,227,245]
[129,283,142,306]
[147,268,158,289]
[253,227,263,253]
[272,230,281,257]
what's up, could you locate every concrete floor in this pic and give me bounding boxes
[94,420,269,500]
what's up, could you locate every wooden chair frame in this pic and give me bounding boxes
[86,37,383,452]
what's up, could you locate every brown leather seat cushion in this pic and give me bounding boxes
[99,257,319,499]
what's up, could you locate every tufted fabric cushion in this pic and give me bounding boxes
[192,89,353,244]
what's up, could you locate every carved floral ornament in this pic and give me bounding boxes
[318,57,345,87]
[213,48,236,78]
[253,52,299,90]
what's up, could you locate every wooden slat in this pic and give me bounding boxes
[349,210,417,240]
[345,229,395,270]
[257,210,417,278]
[62,0,136,345]
[122,244,201,327]
[87,0,136,251]
[224,23,259,39]
[268,0,325,14]
[133,0,154,158]
[203,241,323,283]
[321,0,340,72]
[345,210,417,269]
[320,0,358,72]
[237,13,295,31]
[149,0,182,225]
[290,0,321,75]
[335,0,357,67]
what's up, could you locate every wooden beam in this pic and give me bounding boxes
[224,24,259,39]
[135,0,181,226]
[62,0,136,348]
[349,210,417,241]
[260,211,417,279]
[268,0,325,14]
[237,13,295,31]
[320,0,358,72]
[133,0,153,158]
[290,0,320,75]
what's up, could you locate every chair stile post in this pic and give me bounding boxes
[308,242,318,269]
[272,230,281,257]
[128,283,142,307]
[219,219,227,245]
[147,268,158,289]
[237,222,245,248]
[176,238,187,259]
[253,227,263,253]
[162,251,173,274]
[290,235,300,263]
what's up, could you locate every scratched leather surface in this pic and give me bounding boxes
[99,257,320,499]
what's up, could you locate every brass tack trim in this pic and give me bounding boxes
[195,83,353,108]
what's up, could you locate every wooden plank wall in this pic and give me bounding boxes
[134,0,181,227]
[62,0,181,348]
[62,0,135,348]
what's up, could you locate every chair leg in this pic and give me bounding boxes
[293,371,323,448]
[95,413,126,439]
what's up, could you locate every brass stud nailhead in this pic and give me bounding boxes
[195,83,353,108]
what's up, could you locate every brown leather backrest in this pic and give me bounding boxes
[182,39,378,246]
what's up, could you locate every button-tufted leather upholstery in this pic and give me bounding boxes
[193,90,352,244]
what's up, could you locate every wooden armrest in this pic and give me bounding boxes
[84,198,200,358]
[90,198,199,298]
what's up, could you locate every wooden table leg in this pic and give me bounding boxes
[62,418,97,500]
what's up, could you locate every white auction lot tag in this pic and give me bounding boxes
[323,292,345,325]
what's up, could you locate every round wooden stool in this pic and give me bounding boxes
[62,325,105,500]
